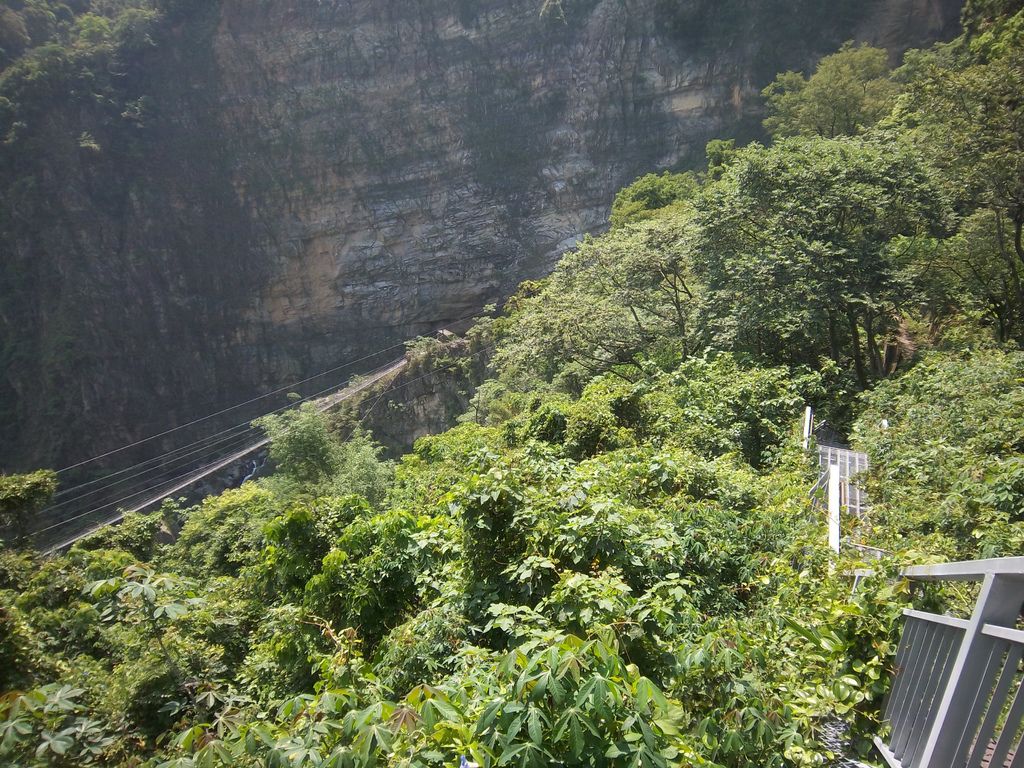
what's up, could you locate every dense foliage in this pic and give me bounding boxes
[0,469,56,542]
[762,43,898,139]
[4,356,905,768]
[853,347,1024,560]
[4,3,1024,767]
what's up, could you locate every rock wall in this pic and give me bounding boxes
[858,0,965,56]
[336,333,493,459]
[0,0,962,472]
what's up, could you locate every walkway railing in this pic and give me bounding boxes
[818,443,869,520]
[877,557,1024,768]
[804,407,870,554]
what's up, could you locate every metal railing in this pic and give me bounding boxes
[877,557,1024,768]
[818,443,869,520]
[804,406,871,554]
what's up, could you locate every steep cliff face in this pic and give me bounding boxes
[857,0,964,55]
[0,7,269,473]
[0,0,962,472]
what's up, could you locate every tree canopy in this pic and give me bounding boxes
[0,469,56,541]
[694,136,948,386]
[762,43,898,139]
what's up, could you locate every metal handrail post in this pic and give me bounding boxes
[828,461,841,554]
[803,405,814,451]
[916,572,1024,767]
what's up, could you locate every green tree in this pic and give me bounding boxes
[88,564,202,689]
[962,0,1024,33]
[333,429,394,504]
[694,137,948,386]
[897,19,1024,328]
[73,13,112,46]
[255,404,343,486]
[0,469,57,543]
[610,171,698,228]
[897,210,1022,341]
[255,406,393,502]
[763,43,898,139]
[0,8,31,65]
[495,211,698,393]
[704,138,737,180]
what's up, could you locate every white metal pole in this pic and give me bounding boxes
[802,406,814,451]
[828,461,841,553]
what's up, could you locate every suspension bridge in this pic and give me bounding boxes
[34,357,409,554]
[11,306,493,555]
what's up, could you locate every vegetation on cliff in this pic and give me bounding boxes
[3,2,1024,767]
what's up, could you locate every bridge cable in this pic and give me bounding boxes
[39,346,494,542]
[49,319,488,501]
[35,357,411,537]
[53,310,490,475]
[39,357,407,521]
[43,429,261,514]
